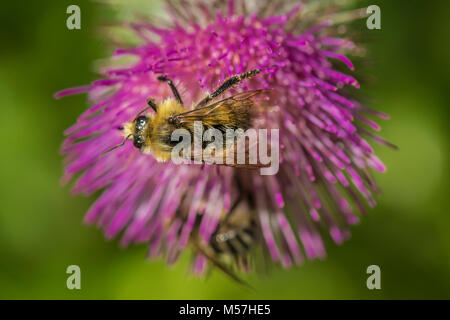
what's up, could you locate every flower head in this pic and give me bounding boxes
[56,0,392,275]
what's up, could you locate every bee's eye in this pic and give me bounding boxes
[135,116,148,130]
[133,135,144,149]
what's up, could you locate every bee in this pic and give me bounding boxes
[189,198,259,284]
[196,200,257,258]
[104,69,268,167]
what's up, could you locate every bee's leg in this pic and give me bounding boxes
[147,98,158,112]
[132,98,158,118]
[192,242,252,289]
[157,76,183,105]
[226,194,242,217]
[195,68,262,108]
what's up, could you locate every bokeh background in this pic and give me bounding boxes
[0,0,448,299]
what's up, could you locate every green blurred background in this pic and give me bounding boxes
[0,0,448,299]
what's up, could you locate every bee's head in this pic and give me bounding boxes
[102,104,155,157]
[117,115,149,150]
[132,115,149,149]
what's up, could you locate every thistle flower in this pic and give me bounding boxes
[56,0,392,274]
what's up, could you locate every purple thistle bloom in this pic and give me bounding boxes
[56,0,392,274]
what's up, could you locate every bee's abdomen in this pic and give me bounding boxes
[210,223,256,257]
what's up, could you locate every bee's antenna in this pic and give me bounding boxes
[100,134,133,158]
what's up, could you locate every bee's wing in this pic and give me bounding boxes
[171,89,272,169]
[188,134,272,169]
[171,89,269,126]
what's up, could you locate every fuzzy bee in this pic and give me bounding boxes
[104,69,268,167]
[188,198,259,284]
